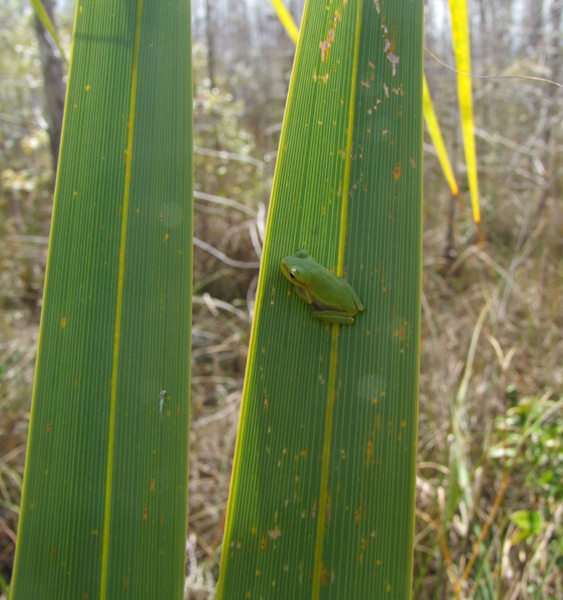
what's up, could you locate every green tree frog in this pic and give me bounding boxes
[280,250,364,325]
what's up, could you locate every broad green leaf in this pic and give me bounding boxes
[272,1,459,208]
[217,0,422,598]
[449,0,480,223]
[10,1,193,599]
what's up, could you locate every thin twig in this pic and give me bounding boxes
[416,509,461,598]
[460,472,511,587]
[193,237,260,269]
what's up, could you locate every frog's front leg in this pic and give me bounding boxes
[312,310,355,325]
[295,286,314,304]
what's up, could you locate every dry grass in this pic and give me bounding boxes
[413,184,563,599]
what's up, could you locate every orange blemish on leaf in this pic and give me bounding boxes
[142,507,148,520]
[394,321,407,340]
[394,164,402,180]
[150,479,155,491]
[354,508,360,522]
[260,535,267,550]
[366,440,373,466]
[60,317,67,329]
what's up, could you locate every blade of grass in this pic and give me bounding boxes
[29,0,65,60]
[271,0,299,45]
[449,0,480,225]
[423,75,459,196]
[217,0,422,597]
[10,1,193,598]
[271,1,459,215]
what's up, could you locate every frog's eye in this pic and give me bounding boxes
[289,270,297,280]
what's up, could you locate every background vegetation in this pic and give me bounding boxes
[0,0,562,598]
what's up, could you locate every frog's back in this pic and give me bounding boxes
[311,269,360,313]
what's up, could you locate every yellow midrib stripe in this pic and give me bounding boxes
[99,1,144,597]
[311,1,363,597]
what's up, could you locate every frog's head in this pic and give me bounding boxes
[280,249,310,287]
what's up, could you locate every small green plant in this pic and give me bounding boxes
[491,394,563,504]
[489,393,563,592]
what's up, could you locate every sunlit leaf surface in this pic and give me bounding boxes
[218,0,422,598]
[10,1,193,599]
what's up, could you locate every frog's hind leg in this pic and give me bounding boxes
[340,278,364,311]
[312,310,354,325]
